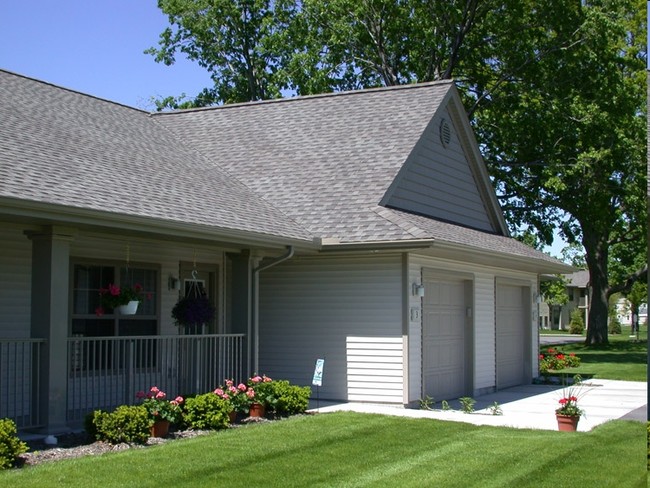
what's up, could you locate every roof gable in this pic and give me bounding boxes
[154,82,456,242]
[380,86,507,234]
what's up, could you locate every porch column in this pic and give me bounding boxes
[26,226,74,433]
[227,251,253,379]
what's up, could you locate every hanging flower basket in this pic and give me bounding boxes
[96,283,144,316]
[171,295,215,329]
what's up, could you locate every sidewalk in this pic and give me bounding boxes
[309,379,647,432]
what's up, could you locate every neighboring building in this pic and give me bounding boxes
[0,69,571,433]
[540,270,589,330]
[615,299,648,327]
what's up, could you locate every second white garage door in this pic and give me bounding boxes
[496,283,530,389]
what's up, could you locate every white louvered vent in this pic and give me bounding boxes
[439,119,451,147]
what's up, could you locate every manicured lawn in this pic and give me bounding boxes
[2,413,646,487]
[541,330,648,381]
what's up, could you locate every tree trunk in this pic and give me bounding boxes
[583,231,610,345]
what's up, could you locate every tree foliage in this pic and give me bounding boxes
[149,0,647,344]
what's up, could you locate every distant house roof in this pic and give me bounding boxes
[564,270,590,288]
[0,69,570,271]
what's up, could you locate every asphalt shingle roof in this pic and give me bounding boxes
[0,69,312,242]
[0,69,569,269]
[154,82,453,243]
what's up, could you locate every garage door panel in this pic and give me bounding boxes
[423,276,468,401]
[496,284,529,389]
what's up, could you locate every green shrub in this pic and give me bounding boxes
[92,405,151,445]
[266,380,311,416]
[568,308,585,334]
[84,410,103,441]
[608,315,622,334]
[0,418,28,469]
[182,393,231,430]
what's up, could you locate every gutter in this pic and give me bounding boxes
[318,238,435,253]
[251,246,295,374]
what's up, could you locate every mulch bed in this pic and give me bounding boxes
[17,417,271,468]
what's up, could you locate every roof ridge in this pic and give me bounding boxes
[151,80,456,117]
[0,68,148,114]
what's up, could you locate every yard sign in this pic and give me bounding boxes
[312,358,324,386]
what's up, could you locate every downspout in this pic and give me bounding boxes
[251,246,295,374]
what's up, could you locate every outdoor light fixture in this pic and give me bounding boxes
[412,283,425,297]
[168,274,180,291]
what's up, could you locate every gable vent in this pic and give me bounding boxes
[439,119,451,147]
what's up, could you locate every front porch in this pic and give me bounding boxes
[0,334,245,430]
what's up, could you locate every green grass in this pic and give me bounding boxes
[2,413,646,487]
[541,331,648,381]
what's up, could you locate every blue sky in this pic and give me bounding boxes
[0,1,211,109]
[1,1,573,258]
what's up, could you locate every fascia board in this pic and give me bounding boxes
[0,197,316,251]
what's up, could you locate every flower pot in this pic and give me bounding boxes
[249,403,265,418]
[116,300,139,315]
[556,414,580,432]
[150,420,170,438]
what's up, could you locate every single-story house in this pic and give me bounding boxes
[0,69,572,433]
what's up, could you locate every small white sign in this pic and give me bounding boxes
[312,358,325,386]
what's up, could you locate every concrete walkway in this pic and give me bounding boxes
[309,379,647,432]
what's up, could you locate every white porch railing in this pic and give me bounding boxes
[66,334,245,422]
[0,339,46,429]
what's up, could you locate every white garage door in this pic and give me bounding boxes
[496,284,529,389]
[422,273,470,401]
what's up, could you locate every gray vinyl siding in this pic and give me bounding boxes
[473,274,496,391]
[383,105,495,232]
[0,223,32,338]
[258,255,404,402]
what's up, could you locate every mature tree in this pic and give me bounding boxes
[476,0,647,344]
[149,0,647,344]
[147,0,300,105]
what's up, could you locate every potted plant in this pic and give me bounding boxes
[171,295,216,333]
[214,379,257,418]
[248,374,275,414]
[96,283,145,316]
[555,376,587,431]
[136,386,184,437]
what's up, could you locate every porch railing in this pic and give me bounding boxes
[66,334,245,422]
[0,338,46,429]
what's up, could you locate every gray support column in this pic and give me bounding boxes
[226,251,252,380]
[25,226,74,433]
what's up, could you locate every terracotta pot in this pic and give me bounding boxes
[556,414,580,432]
[150,420,170,438]
[228,411,238,424]
[249,403,265,418]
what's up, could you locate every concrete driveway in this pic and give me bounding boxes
[539,334,585,345]
[310,379,647,432]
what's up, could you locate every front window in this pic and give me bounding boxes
[71,263,158,337]
[70,263,159,372]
